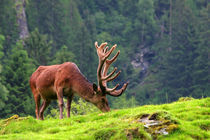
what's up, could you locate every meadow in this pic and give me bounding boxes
[0,97,209,140]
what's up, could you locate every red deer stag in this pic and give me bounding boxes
[30,42,128,120]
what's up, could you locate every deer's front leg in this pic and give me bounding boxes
[67,94,74,118]
[57,88,64,119]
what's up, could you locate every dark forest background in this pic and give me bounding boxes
[0,0,209,118]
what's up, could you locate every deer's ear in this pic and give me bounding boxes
[93,83,98,92]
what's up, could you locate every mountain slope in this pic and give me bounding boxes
[0,97,209,140]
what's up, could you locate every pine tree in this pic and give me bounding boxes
[74,24,97,81]
[156,0,200,101]
[26,0,65,51]
[0,35,5,60]
[0,0,19,52]
[2,41,35,117]
[51,45,76,65]
[135,0,157,46]
[0,34,9,118]
[121,0,158,54]
[62,0,84,52]
[0,65,9,118]
[24,28,52,66]
[192,4,210,97]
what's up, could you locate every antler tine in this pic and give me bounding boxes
[95,42,128,96]
[102,48,119,76]
[107,50,120,64]
[102,49,120,83]
[107,82,128,97]
[95,41,108,53]
[104,46,109,53]
[106,71,121,82]
[99,42,108,51]
[102,67,117,81]
[106,84,120,92]
[95,41,99,48]
[105,44,117,60]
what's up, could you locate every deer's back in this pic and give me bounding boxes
[30,62,81,99]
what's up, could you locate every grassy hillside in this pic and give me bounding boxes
[0,97,209,140]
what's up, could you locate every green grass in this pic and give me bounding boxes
[0,97,209,140]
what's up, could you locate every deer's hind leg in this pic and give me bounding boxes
[39,99,51,120]
[32,90,41,120]
[56,87,65,119]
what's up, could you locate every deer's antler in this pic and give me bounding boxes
[95,42,128,97]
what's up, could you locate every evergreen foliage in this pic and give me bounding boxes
[0,0,209,117]
[158,0,200,101]
[0,35,5,60]
[0,0,19,52]
[24,28,52,66]
[149,0,210,102]
[0,35,9,118]
[1,41,35,118]
[50,45,75,65]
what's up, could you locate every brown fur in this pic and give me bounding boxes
[30,62,110,120]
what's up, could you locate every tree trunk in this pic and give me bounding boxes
[15,0,29,40]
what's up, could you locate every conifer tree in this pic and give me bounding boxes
[135,0,157,46]
[26,0,65,51]
[74,24,97,81]
[157,0,200,101]
[0,35,9,118]
[0,67,9,118]
[1,41,35,117]
[0,0,19,51]
[24,28,52,67]
[192,4,210,97]
[51,45,76,65]
[0,35,4,60]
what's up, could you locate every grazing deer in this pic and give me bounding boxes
[30,42,128,120]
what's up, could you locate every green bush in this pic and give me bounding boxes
[47,98,98,118]
[178,97,194,102]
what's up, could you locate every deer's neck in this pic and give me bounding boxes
[73,75,94,100]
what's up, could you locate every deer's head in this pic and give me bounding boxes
[90,42,128,112]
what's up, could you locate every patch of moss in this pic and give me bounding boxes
[200,124,209,131]
[0,116,41,135]
[166,123,179,132]
[192,120,210,131]
[138,111,179,139]
[0,114,20,130]
[3,115,19,122]
[126,128,151,140]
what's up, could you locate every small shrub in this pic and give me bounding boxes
[178,97,194,102]
[71,98,98,116]
[47,98,98,118]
